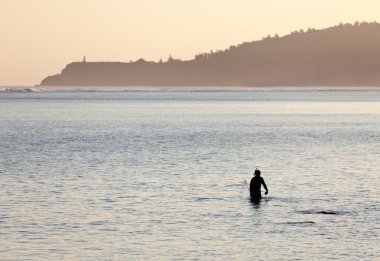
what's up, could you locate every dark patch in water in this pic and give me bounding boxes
[319,211,337,215]
[284,221,315,225]
[195,197,222,201]
[298,210,338,215]
[89,221,106,226]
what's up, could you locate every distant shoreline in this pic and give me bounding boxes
[38,23,380,88]
[2,86,380,92]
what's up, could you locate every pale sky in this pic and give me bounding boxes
[1,0,380,86]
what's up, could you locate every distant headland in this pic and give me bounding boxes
[40,22,380,87]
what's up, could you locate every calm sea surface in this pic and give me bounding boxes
[0,89,379,260]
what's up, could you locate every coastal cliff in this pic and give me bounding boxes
[40,22,380,87]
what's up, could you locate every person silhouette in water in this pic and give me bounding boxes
[250,169,268,199]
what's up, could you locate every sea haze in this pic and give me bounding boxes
[0,89,379,260]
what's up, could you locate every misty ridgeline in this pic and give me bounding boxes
[41,22,380,87]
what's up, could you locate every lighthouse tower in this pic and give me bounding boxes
[82,56,86,63]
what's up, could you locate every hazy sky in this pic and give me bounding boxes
[1,0,380,86]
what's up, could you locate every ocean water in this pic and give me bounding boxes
[0,89,379,260]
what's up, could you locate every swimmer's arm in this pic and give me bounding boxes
[262,179,268,195]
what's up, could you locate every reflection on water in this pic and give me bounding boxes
[0,90,379,260]
[250,197,261,208]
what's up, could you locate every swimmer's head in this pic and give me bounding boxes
[254,169,261,176]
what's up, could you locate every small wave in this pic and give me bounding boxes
[298,210,339,215]
[195,197,223,202]
[88,221,107,226]
[283,221,315,225]
[2,87,42,92]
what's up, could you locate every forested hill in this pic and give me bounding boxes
[40,22,380,87]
